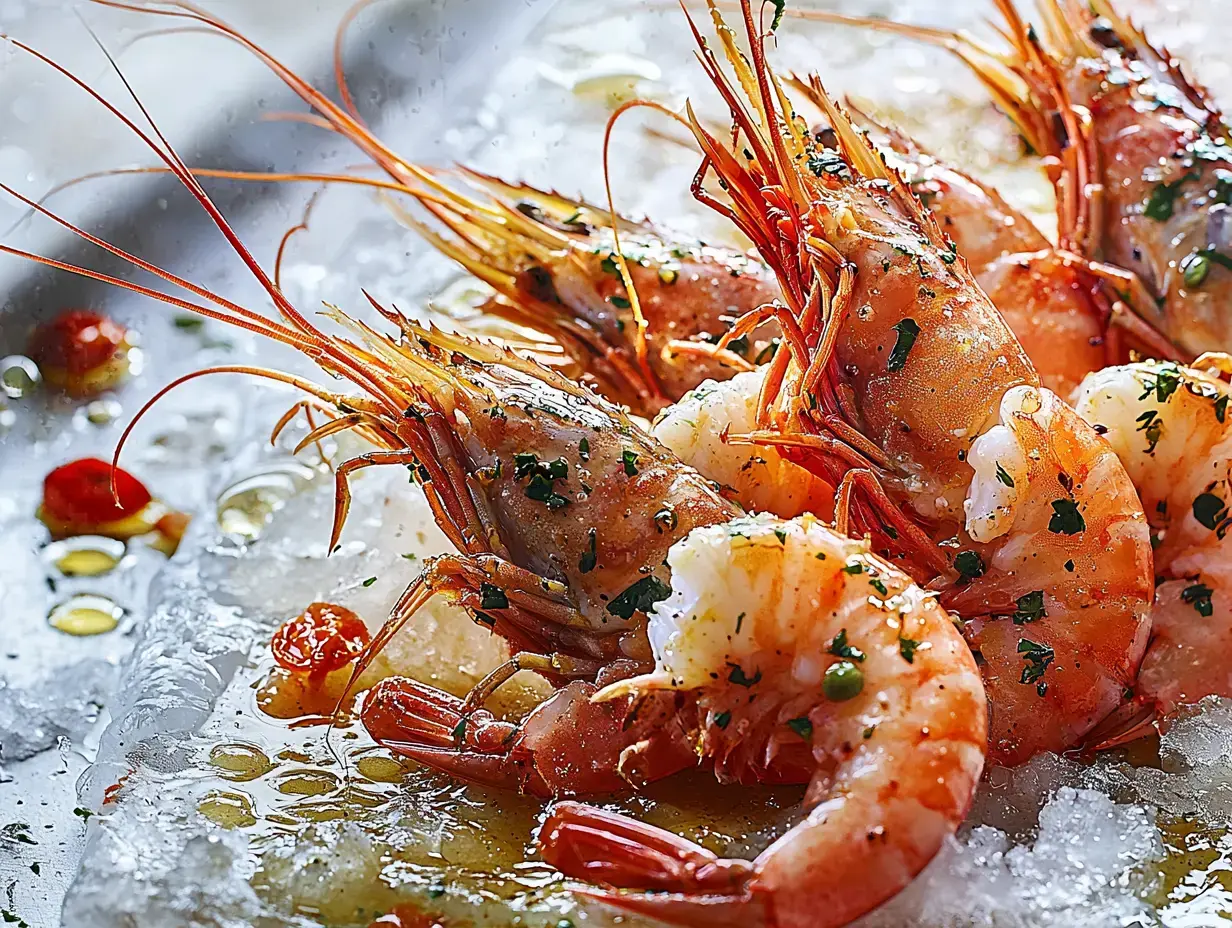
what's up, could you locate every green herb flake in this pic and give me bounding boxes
[610,295,631,310]
[1017,638,1055,688]
[887,318,921,373]
[1216,395,1229,423]
[898,637,921,663]
[362,576,378,588]
[828,628,866,662]
[621,450,640,476]
[578,437,591,460]
[954,550,985,582]
[1182,581,1215,617]
[479,583,509,610]
[607,575,671,619]
[173,315,204,331]
[842,561,865,575]
[786,716,813,740]
[1012,590,1047,625]
[713,710,732,730]
[1193,492,1228,530]
[1144,172,1199,221]
[451,717,467,743]
[1048,499,1086,535]
[727,663,763,687]
[72,808,92,822]
[513,452,539,479]
[1136,410,1163,453]
[995,462,1015,488]
[870,577,888,597]
[1139,364,1181,403]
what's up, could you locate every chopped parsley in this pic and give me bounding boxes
[842,561,865,575]
[479,584,509,610]
[1018,638,1054,695]
[610,295,631,310]
[621,450,640,476]
[786,716,813,740]
[713,710,732,730]
[887,318,921,373]
[451,717,467,742]
[954,550,985,582]
[898,637,920,663]
[1144,171,1199,221]
[1012,590,1047,625]
[1216,395,1229,423]
[1136,409,1163,453]
[1139,364,1181,403]
[1193,492,1228,530]
[869,577,888,597]
[607,575,671,619]
[828,628,866,662]
[362,576,378,588]
[578,438,591,461]
[1182,581,1215,617]
[727,663,762,687]
[1048,499,1086,535]
[995,462,1015,488]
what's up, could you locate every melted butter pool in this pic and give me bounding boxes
[196,654,803,927]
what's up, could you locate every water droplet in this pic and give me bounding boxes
[43,536,127,577]
[1,355,39,398]
[208,742,275,782]
[197,789,257,829]
[47,594,124,636]
[215,464,315,541]
[83,398,122,426]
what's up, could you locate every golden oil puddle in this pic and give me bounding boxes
[44,536,127,577]
[1145,816,1232,924]
[216,464,315,541]
[198,789,258,830]
[47,593,124,636]
[209,743,275,782]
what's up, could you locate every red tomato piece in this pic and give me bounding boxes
[43,458,153,526]
[30,310,127,376]
[271,602,371,675]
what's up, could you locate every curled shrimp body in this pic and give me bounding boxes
[792,0,1212,359]
[1071,359,1232,738]
[676,1,1152,765]
[0,27,764,800]
[538,513,987,928]
[803,100,1112,399]
[652,370,838,519]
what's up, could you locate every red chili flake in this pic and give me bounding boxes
[30,310,127,376]
[43,458,152,526]
[271,602,371,675]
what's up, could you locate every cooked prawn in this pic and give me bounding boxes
[538,513,987,928]
[786,0,1218,359]
[675,0,1153,765]
[1072,357,1232,740]
[0,29,762,798]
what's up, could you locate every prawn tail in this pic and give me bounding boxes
[1081,697,1158,752]
[539,801,765,928]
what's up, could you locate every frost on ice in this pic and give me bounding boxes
[0,658,112,767]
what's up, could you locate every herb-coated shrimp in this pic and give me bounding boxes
[789,0,1214,359]
[1072,358,1232,741]
[538,513,987,928]
[677,0,1152,765]
[85,0,782,418]
[0,31,759,798]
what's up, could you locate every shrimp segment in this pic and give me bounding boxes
[539,514,987,928]
[0,27,752,796]
[678,0,1152,765]
[1072,359,1232,733]
[789,0,1218,358]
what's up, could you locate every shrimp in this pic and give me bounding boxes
[85,0,783,418]
[670,0,1153,766]
[0,29,759,798]
[1071,358,1232,740]
[537,513,987,928]
[786,0,1222,359]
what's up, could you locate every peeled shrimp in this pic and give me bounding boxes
[1072,358,1232,736]
[539,513,986,928]
[678,0,1153,765]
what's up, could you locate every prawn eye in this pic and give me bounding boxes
[823,660,864,702]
